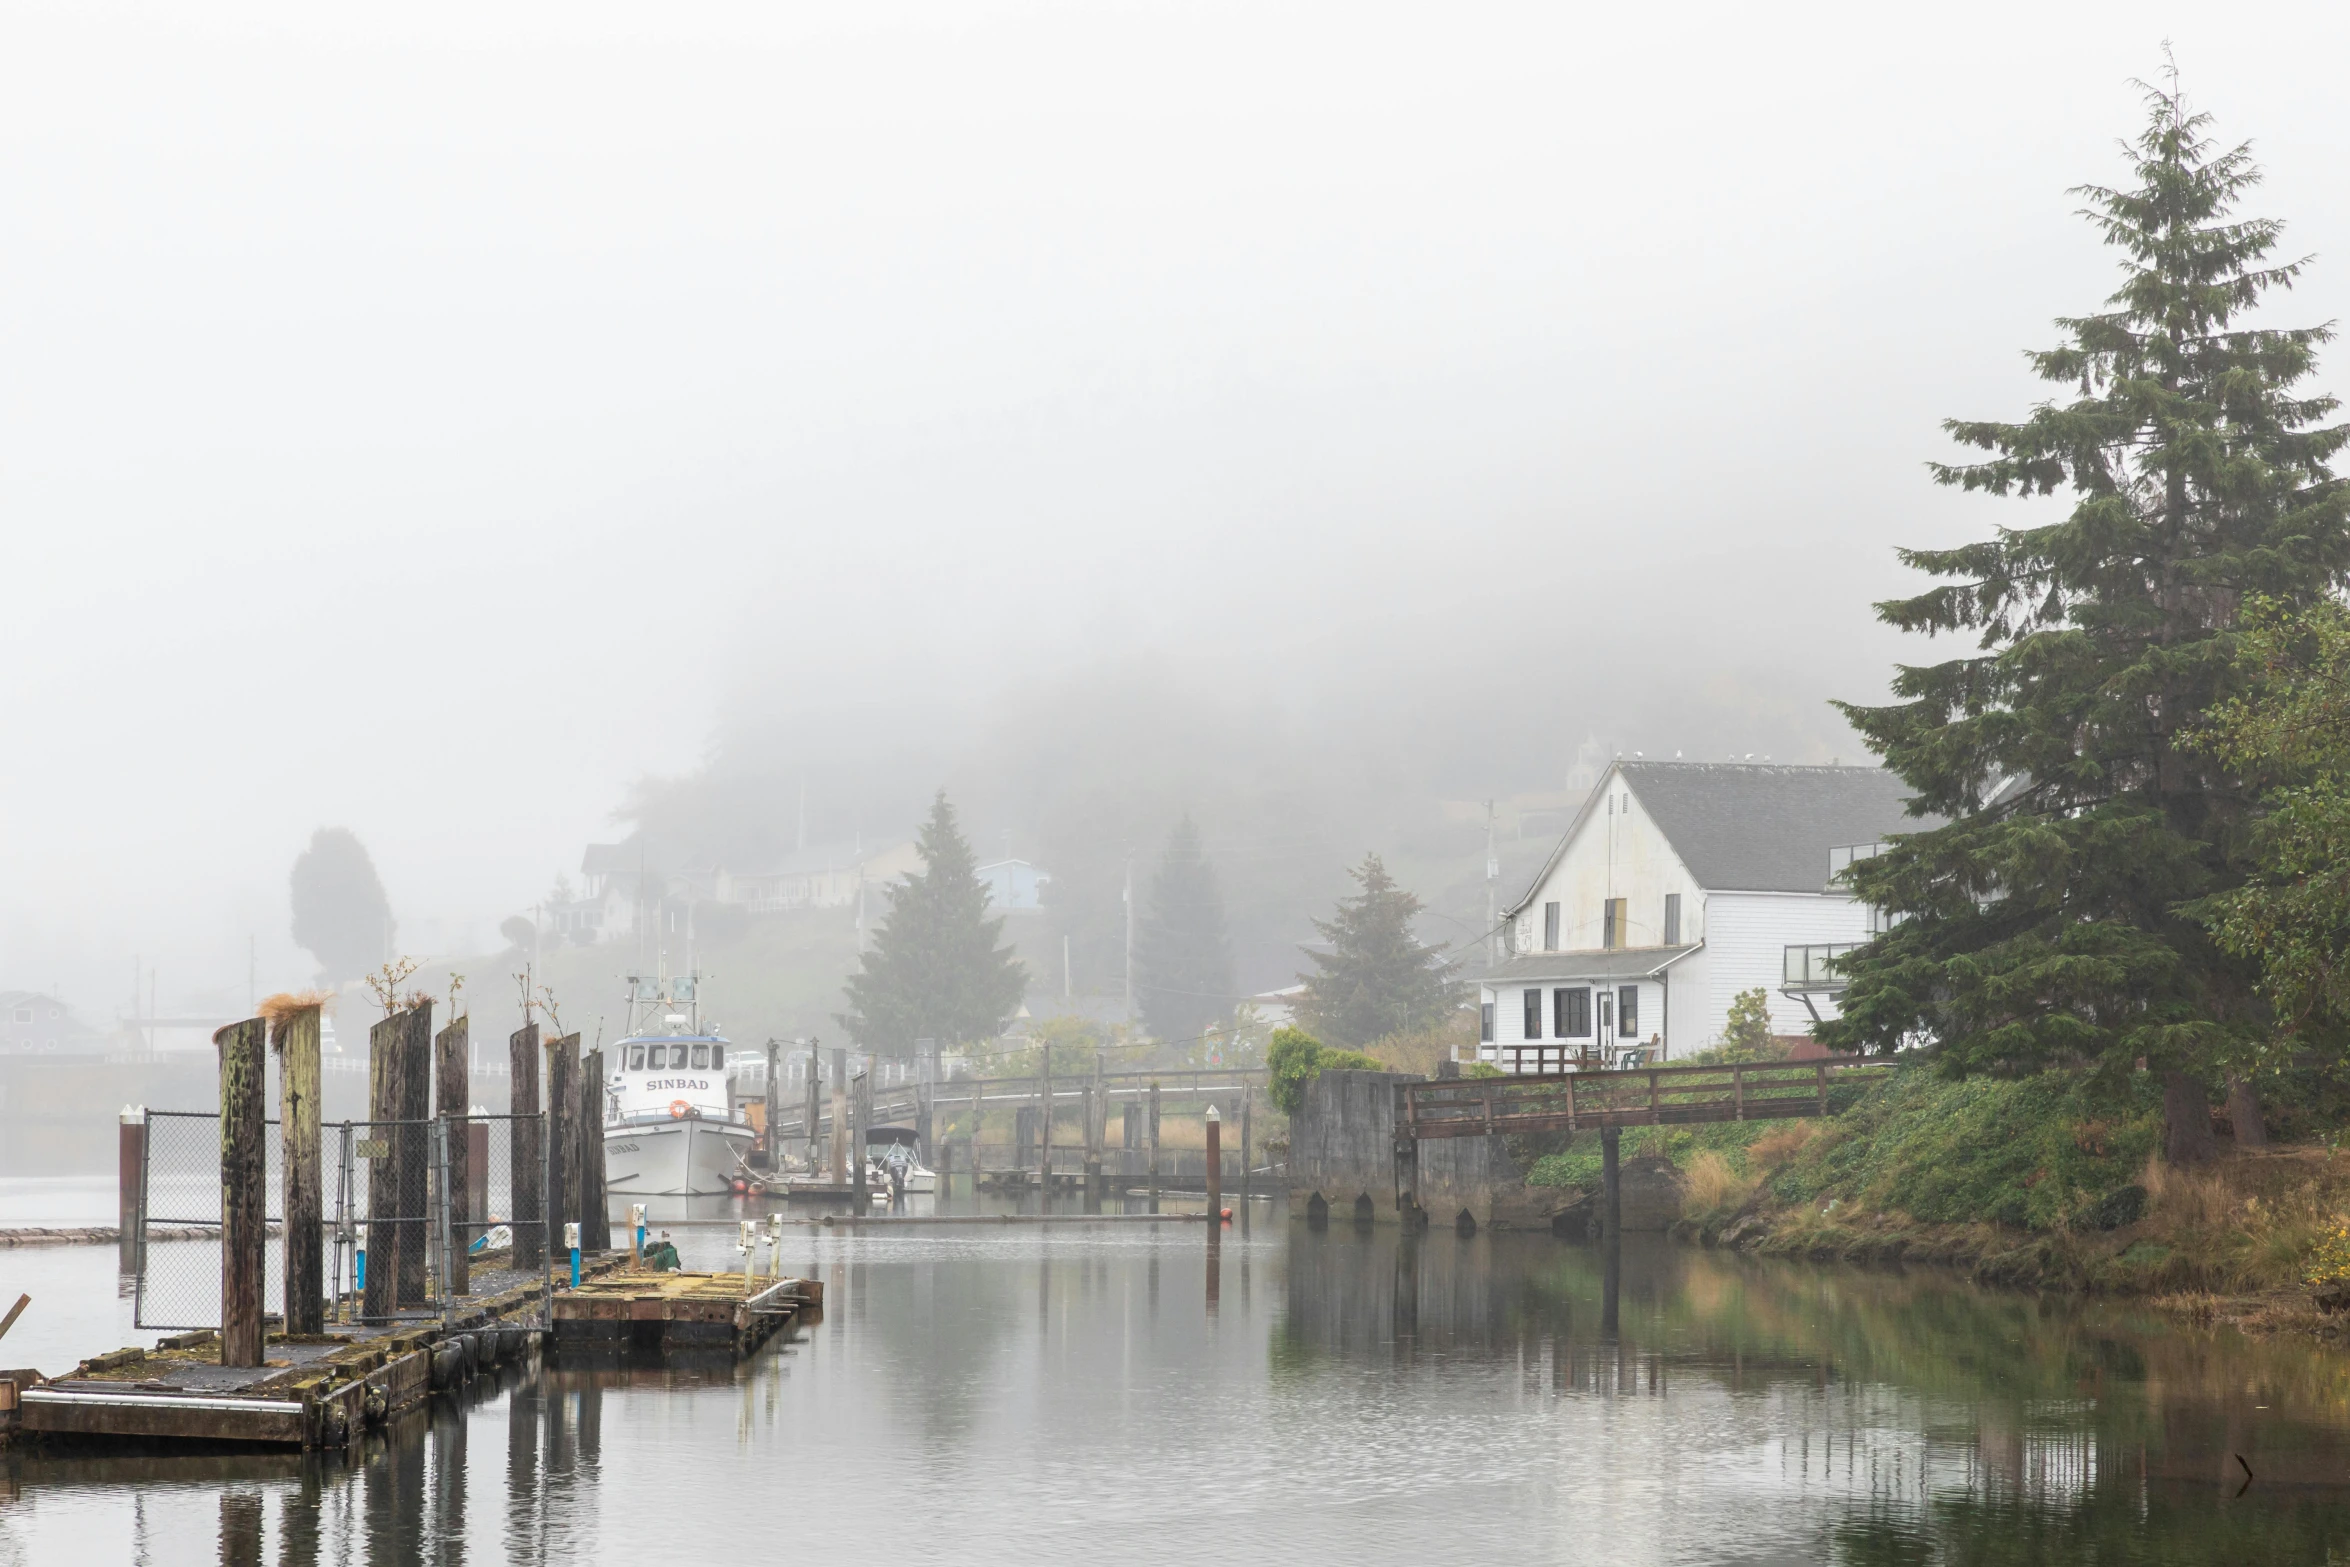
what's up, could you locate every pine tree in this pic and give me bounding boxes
[290,827,394,983]
[1820,75,2350,1160]
[837,792,1027,1053]
[1134,815,1234,1044]
[1294,853,1464,1049]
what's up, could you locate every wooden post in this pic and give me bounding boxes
[851,1064,869,1209]
[1039,1051,1053,1195]
[1085,1050,1104,1202]
[579,1047,610,1251]
[543,1031,576,1271]
[970,1078,983,1179]
[509,1022,544,1270]
[395,1003,433,1308]
[1240,1088,1252,1205]
[829,1048,848,1185]
[1205,1104,1222,1219]
[1147,1080,1161,1212]
[1600,1124,1622,1244]
[435,1015,470,1295]
[764,1039,782,1167]
[807,1046,823,1170]
[364,1012,407,1320]
[118,1105,145,1272]
[275,1003,325,1333]
[218,1017,267,1367]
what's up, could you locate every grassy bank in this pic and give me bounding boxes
[1525,1065,2350,1335]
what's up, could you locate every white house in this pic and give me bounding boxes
[1477,761,1922,1071]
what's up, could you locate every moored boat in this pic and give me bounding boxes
[602,974,757,1197]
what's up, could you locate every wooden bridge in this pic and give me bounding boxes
[1399,1057,1892,1141]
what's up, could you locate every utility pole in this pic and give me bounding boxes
[1485,800,1501,966]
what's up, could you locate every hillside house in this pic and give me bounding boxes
[1477,761,1922,1071]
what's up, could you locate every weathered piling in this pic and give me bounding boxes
[579,1047,610,1251]
[544,1033,578,1260]
[1039,1052,1053,1194]
[1205,1104,1222,1219]
[828,1047,847,1184]
[1148,1080,1161,1210]
[435,1014,470,1294]
[216,1017,267,1368]
[117,1106,144,1271]
[807,1047,824,1170]
[1600,1125,1622,1244]
[394,1003,433,1307]
[1085,1050,1104,1203]
[365,1012,408,1319]
[763,1039,782,1166]
[851,1067,869,1209]
[269,998,325,1334]
[510,1022,544,1270]
[1240,1089,1252,1204]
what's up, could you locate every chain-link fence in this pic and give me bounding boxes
[136,1111,549,1332]
[134,1109,287,1331]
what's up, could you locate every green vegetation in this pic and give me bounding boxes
[1822,78,2350,1160]
[1265,1025,1382,1115]
[290,827,395,984]
[837,791,1026,1053]
[1293,854,1464,1048]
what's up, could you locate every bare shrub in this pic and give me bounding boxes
[1683,1150,1755,1218]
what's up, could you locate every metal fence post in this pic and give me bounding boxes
[540,1107,554,1328]
[433,1118,455,1330]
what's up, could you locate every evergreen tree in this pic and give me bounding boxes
[1294,853,1464,1049]
[290,827,394,983]
[838,792,1027,1053]
[1134,815,1234,1044]
[1820,76,2350,1160]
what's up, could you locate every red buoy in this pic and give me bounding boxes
[1220,1208,1233,1223]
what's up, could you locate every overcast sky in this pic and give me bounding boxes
[6,0,2350,1017]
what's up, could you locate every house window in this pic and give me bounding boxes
[1543,902,1560,952]
[1599,992,1613,1033]
[1522,989,1543,1039]
[11,1009,27,1023]
[1556,986,1591,1037]
[1480,1003,1494,1043]
[1619,986,1639,1036]
[1602,899,1627,949]
[1663,893,1681,946]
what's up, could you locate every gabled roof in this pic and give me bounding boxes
[1507,761,1929,911]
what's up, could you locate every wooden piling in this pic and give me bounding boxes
[1600,1125,1622,1244]
[273,1002,325,1334]
[1147,1080,1161,1211]
[1240,1088,1252,1205]
[217,1017,267,1367]
[579,1047,610,1251]
[1085,1050,1104,1201]
[764,1039,782,1166]
[851,1065,869,1209]
[544,1033,578,1265]
[1039,1052,1053,1194]
[828,1048,847,1185]
[434,1015,470,1295]
[509,1022,544,1270]
[807,1046,823,1170]
[394,1003,433,1308]
[1205,1105,1222,1219]
[117,1107,144,1272]
[365,1012,408,1320]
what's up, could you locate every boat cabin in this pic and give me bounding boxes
[609,1035,738,1126]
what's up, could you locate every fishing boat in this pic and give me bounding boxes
[865,1125,937,1195]
[602,973,757,1197]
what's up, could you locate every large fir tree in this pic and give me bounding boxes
[1294,854,1463,1049]
[1819,77,2350,1159]
[1134,815,1235,1043]
[837,792,1027,1052]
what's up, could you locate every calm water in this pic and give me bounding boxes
[5,1196,2350,1565]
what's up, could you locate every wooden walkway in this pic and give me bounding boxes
[1401,1058,1891,1140]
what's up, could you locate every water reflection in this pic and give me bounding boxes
[8,1216,2350,1564]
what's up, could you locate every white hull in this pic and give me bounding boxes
[604,1119,756,1197]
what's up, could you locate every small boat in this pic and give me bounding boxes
[602,972,757,1198]
[866,1125,937,1195]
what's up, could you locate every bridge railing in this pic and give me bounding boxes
[1401,1057,1893,1140]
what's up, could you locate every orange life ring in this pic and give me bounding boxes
[669,1100,692,1120]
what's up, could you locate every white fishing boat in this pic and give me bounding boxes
[602,973,757,1198]
[866,1125,937,1195]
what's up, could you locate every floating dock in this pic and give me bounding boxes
[1,1257,620,1451]
[551,1271,820,1359]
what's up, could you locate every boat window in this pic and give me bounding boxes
[710,1044,724,1067]
[691,1044,710,1069]
[666,1044,688,1068]
[628,1046,645,1071]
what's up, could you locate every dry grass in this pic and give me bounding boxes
[2151,1291,2221,1327]
[1747,1125,1817,1172]
[1683,1150,1757,1219]
[258,989,334,1046]
[2121,1149,2348,1294]
[1366,1014,1477,1078]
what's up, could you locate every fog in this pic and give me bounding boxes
[6,1,2350,1021]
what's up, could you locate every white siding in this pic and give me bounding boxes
[1697,892,1875,1044]
[1511,773,1704,956]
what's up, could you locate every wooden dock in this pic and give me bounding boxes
[551,1271,821,1358]
[2,1255,622,1451]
